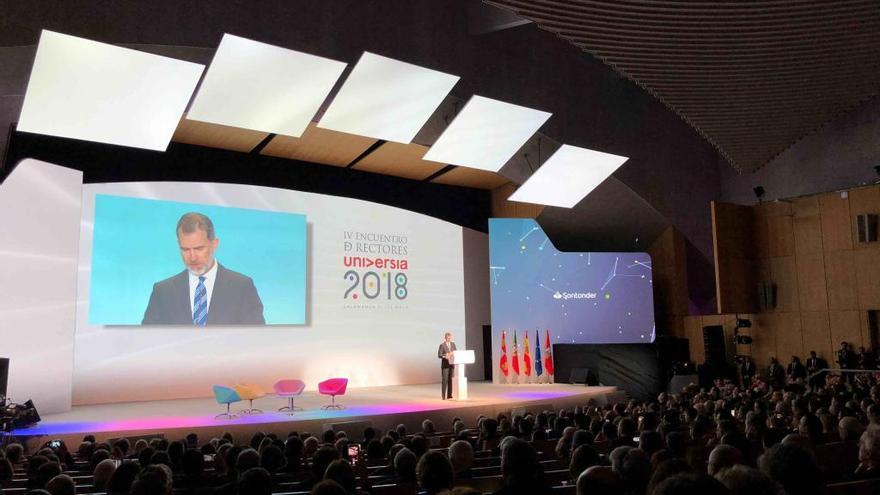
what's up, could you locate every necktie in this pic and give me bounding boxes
[193,276,208,326]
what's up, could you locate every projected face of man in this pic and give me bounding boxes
[445,333,452,344]
[178,227,219,276]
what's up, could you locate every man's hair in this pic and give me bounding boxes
[4,443,24,463]
[310,479,347,495]
[416,450,454,493]
[448,440,474,473]
[324,459,356,493]
[177,212,215,240]
[237,467,272,495]
[45,474,75,495]
[444,332,452,338]
[715,465,780,495]
[130,470,168,495]
[393,447,417,483]
[653,473,729,495]
[758,443,822,495]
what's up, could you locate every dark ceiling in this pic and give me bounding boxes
[487,0,880,172]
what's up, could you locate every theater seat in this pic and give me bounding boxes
[274,379,306,414]
[212,385,242,420]
[318,378,348,409]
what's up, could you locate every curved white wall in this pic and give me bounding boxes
[0,159,82,414]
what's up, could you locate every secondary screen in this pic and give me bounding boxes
[490,218,655,348]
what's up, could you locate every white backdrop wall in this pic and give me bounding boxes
[0,159,82,414]
[74,182,468,404]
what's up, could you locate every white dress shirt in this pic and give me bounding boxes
[188,260,218,315]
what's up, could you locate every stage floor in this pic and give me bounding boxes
[10,382,619,444]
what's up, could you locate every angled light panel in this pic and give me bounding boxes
[317,52,459,143]
[508,144,629,208]
[187,34,347,137]
[422,95,551,172]
[18,30,204,151]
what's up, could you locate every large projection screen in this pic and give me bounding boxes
[74,182,466,404]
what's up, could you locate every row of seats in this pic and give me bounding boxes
[211,378,348,419]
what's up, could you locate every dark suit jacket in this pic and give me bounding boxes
[438,342,457,369]
[142,263,265,325]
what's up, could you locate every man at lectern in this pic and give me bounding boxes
[438,332,457,400]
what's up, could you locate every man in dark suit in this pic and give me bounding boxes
[767,357,785,390]
[438,332,457,400]
[740,356,757,387]
[142,212,264,325]
[786,355,807,382]
[806,350,827,390]
[837,341,855,384]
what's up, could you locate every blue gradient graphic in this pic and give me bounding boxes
[489,218,654,346]
[89,194,306,325]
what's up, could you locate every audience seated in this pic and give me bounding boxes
[4,364,880,495]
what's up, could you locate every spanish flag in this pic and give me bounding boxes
[544,329,555,376]
[511,331,520,375]
[499,330,509,377]
[523,331,532,376]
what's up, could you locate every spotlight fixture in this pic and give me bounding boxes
[753,186,765,204]
[734,317,752,329]
[735,335,754,345]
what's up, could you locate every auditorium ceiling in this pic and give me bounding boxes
[486,0,880,172]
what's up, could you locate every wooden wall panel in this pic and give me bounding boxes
[712,202,756,259]
[770,256,799,312]
[796,253,828,311]
[819,192,853,252]
[754,214,771,260]
[848,186,880,250]
[801,311,833,362]
[712,202,759,314]
[854,248,880,309]
[825,251,859,310]
[860,311,874,352]
[683,316,705,364]
[829,310,863,349]
[756,202,793,258]
[767,214,795,258]
[792,197,823,256]
[751,314,779,365]
[702,185,880,371]
[774,313,804,362]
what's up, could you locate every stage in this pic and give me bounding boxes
[7,382,620,447]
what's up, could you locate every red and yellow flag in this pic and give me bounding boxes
[511,331,520,375]
[544,329,555,376]
[499,330,509,376]
[523,331,532,376]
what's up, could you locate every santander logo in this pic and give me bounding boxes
[553,291,597,301]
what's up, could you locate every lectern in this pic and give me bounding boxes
[449,350,475,400]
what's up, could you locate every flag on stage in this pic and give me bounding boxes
[534,330,543,376]
[523,331,532,376]
[544,329,555,376]
[511,331,520,375]
[499,330,509,376]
